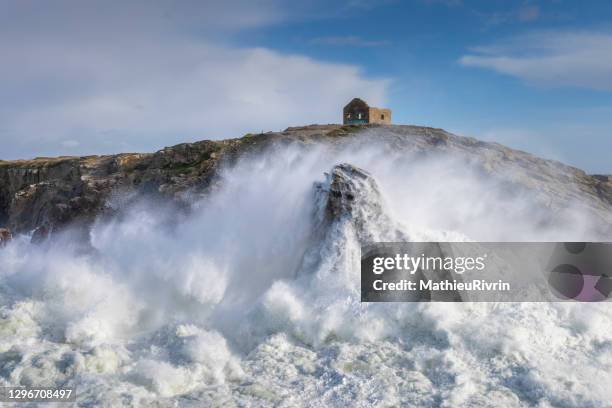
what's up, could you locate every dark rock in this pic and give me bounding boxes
[313,163,409,244]
[0,124,611,239]
[0,227,11,247]
[320,163,378,219]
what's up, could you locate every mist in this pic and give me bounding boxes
[1,136,611,406]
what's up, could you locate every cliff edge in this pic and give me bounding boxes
[1,124,611,239]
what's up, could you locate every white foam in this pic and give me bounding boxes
[0,139,611,406]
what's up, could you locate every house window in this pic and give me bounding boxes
[358,113,362,119]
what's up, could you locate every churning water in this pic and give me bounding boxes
[1,138,611,406]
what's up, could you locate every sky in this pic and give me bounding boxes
[1,0,611,173]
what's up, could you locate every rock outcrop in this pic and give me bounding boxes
[1,124,611,240]
[0,228,11,246]
[314,163,408,242]
[320,163,375,219]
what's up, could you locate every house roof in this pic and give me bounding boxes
[344,98,369,109]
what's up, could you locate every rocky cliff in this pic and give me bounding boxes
[1,124,611,240]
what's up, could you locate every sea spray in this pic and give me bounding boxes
[0,138,611,406]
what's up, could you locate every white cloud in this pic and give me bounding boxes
[459,30,612,92]
[0,1,389,159]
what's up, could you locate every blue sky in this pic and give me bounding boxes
[249,0,612,173]
[1,1,611,173]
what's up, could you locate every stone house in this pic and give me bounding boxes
[343,98,391,125]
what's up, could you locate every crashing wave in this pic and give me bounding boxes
[1,144,611,407]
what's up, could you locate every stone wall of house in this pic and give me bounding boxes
[342,98,392,125]
[368,107,392,124]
